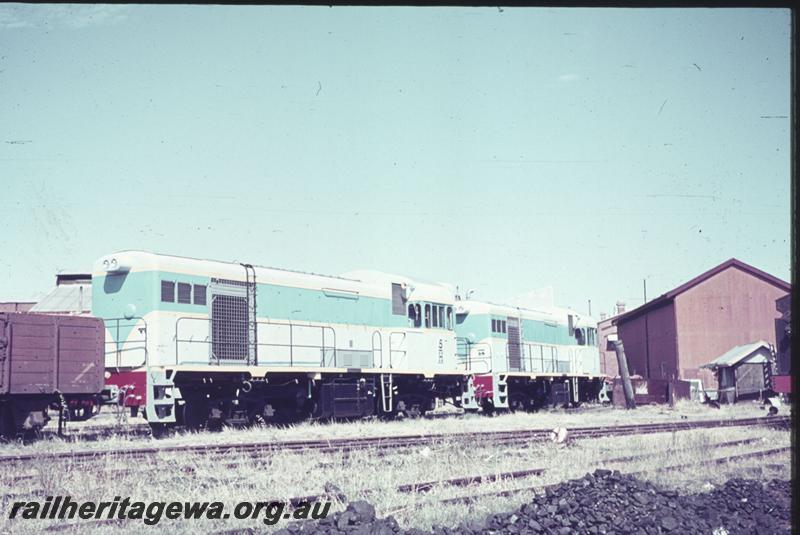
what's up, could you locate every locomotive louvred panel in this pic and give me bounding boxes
[507,317,522,371]
[211,294,249,361]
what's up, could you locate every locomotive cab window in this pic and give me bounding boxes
[424,304,431,328]
[446,307,453,330]
[587,327,596,346]
[492,319,507,334]
[391,283,407,315]
[575,327,586,346]
[408,303,421,328]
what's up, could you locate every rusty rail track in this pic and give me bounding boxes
[26,435,791,534]
[0,415,788,469]
[435,445,791,507]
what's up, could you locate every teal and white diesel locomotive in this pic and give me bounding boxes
[94,251,604,431]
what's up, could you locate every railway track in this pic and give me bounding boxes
[18,431,791,534]
[205,438,790,535]
[42,440,790,535]
[436,445,792,507]
[0,414,788,468]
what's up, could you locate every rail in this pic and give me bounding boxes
[102,317,148,369]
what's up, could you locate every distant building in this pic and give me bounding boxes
[0,302,36,313]
[29,273,92,315]
[597,301,627,377]
[612,258,790,390]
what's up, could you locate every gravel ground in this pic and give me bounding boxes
[273,470,791,535]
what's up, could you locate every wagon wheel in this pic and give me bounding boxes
[0,405,15,440]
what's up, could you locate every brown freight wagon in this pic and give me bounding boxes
[0,312,104,438]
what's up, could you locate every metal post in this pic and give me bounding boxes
[613,340,636,409]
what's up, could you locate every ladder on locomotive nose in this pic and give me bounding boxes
[380,373,393,413]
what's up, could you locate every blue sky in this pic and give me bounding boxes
[0,5,791,316]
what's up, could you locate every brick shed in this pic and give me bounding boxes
[612,259,790,390]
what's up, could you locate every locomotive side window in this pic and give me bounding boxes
[438,306,444,328]
[194,284,207,306]
[424,304,431,328]
[446,307,453,330]
[161,280,175,303]
[432,305,440,328]
[177,283,192,304]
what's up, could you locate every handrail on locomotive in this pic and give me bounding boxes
[172,316,409,369]
[103,316,149,369]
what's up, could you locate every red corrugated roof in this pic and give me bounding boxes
[612,258,790,325]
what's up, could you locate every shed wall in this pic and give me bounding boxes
[674,266,788,388]
[597,317,619,377]
[616,301,677,380]
[617,314,648,378]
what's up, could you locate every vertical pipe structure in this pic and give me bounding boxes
[613,340,636,409]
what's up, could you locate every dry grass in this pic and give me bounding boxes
[0,408,791,535]
[1,399,785,457]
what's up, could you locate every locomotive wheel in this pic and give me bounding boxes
[508,393,532,413]
[182,397,209,431]
[394,398,424,419]
[149,423,169,438]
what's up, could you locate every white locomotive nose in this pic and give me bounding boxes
[102,256,129,272]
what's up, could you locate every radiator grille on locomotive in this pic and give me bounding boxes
[211,294,249,361]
